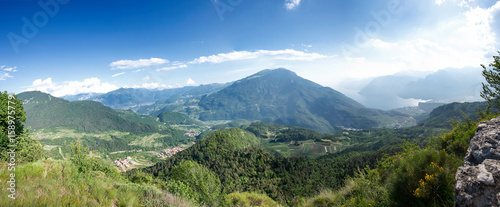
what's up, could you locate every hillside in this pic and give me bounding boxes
[91,87,195,110]
[197,68,404,132]
[157,111,201,126]
[418,101,488,128]
[17,91,157,133]
[134,127,401,205]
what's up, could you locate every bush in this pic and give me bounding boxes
[378,142,460,206]
[226,192,281,207]
[167,160,222,206]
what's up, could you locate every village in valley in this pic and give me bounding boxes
[113,143,195,171]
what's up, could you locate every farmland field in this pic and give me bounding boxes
[265,139,345,157]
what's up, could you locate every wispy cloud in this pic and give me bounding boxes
[127,82,174,90]
[0,65,17,81]
[189,49,326,64]
[112,72,126,77]
[109,57,168,70]
[26,77,118,97]
[435,0,445,6]
[285,0,301,10]
[0,73,13,81]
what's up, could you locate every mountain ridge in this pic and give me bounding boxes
[196,68,404,132]
[17,91,158,133]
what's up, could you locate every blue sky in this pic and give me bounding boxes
[1,0,499,104]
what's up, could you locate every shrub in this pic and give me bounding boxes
[226,191,281,207]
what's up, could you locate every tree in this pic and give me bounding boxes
[167,160,222,206]
[0,91,44,162]
[481,51,500,109]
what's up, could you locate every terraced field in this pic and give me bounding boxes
[266,140,344,157]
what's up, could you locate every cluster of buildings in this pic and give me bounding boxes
[184,129,201,138]
[114,156,132,169]
[157,147,185,158]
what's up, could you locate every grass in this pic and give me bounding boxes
[130,133,164,147]
[226,192,281,207]
[32,127,130,141]
[302,143,313,154]
[0,159,196,207]
[264,139,345,157]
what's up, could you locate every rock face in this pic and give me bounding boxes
[455,117,500,207]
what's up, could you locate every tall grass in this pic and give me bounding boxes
[0,159,195,207]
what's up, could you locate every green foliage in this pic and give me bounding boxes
[418,101,488,129]
[226,192,281,207]
[0,91,26,136]
[134,127,400,205]
[70,139,121,179]
[0,91,45,163]
[307,110,492,207]
[197,69,394,132]
[158,111,201,125]
[0,158,196,207]
[378,142,460,207]
[168,160,222,206]
[129,169,153,184]
[481,51,500,109]
[17,91,157,134]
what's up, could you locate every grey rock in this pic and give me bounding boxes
[455,117,500,207]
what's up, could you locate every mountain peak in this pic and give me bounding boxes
[246,68,297,79]
[197,68,387,132]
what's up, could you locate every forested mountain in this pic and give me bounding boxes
[62,83,230,111]
[197,68,404,132]
[418,101,489,128]
[157,111,201,125]
[134,127,393,205]
[17,91,157,133]
[91,87,195,110]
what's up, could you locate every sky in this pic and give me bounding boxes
[1,0,499,108]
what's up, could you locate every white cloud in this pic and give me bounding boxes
[0,73,13,81]
[111,72,126,77]
[285,0,301,10]
[3,66,17,72]
[156,62,188,72]
[435,0,446,6]
[157,66,180,71]
[0,65,17,81]
[337,1,500,79]
[127,82,174,90]
[109,57,168,70]
[190,49,326,64]
[26,77,119,97]
[186,78,196,86]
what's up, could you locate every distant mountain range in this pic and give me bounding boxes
[45,68,438,132]
[356,67,484,109]
[196,69,407,132]
[17,91,157,133]
[61,83,230,111]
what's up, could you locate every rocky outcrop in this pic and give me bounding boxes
[455,117,500,207]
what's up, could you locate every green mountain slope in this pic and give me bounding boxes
[17,91,157,133]
[197,68,399,132]
[418,101,488,128]
[136,127,398,204]
[92,87,195,110]
[157,111,201,126]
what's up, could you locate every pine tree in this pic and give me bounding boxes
[481,51,500,108]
